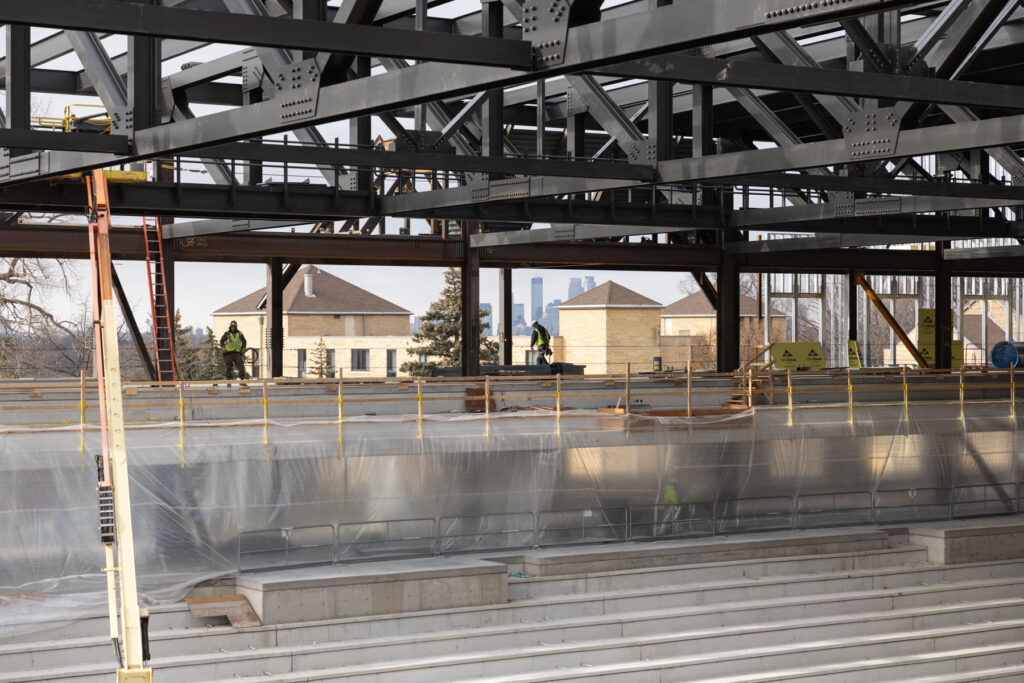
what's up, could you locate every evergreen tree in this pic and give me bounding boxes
[401,268,498,376]
[310,337,331,378]
[196,327,223,380]
[171,309,202,380]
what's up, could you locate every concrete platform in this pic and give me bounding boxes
[518,527,892,576]
[235,557,507,625]
[909,517,1024,565]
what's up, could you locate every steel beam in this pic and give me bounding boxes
[856,271,928,367]
[267,258,284,378]
[111,265,158,382]
[598,52,1024,111]
[0,2,533,68]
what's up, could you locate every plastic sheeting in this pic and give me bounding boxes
[2,402,1023,635]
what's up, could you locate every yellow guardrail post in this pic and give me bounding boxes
[261,379,270,460]
[847,368,855,438]
[337,371,344,460]
[484,376,491,443]
[1010,365,1016,426]
[959,367,966,425]
[786,369,794,428]
[79,371,87,469]
[177,381,185,467]
[686,362,693,417]
[902,366,909,426]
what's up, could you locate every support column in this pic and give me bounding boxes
[461,224,481,376]
[294,0,326,60]
[5,25,31,157]
[128,13,160,133]
[350,56,371,193]
[648,0,673,162]
[267,258,284,378]
[536,79,546,156]
[499,268,513,365]
[717,253,740,372]
[935,242,952,369]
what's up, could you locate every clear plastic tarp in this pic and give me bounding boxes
[2,401,1022,635]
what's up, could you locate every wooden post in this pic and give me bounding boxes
[747,368,754,408]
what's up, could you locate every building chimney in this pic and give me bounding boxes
[304,270,315,298]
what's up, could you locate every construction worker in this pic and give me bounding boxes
[219,320,247,380]
[530,320,552,365]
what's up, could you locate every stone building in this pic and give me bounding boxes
[213,266,414,378]
[556,282,663,374]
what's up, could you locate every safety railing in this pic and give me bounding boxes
[334,517,436,562]
[234,483,1024,570]
[237,523,336,572]
[535,506,629,547]
[4,367,1023,440]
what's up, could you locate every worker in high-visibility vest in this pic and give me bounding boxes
[219,320,248,380]
[530,320,552,365]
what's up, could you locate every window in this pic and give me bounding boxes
[351,349,369,371]
[297,349,307,378]
[387,349,397,378]
[418,354,429,364]
[326,349,336,378]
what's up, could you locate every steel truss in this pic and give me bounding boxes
[1,0,1024,371]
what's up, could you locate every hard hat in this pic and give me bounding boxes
[531,320,539,326]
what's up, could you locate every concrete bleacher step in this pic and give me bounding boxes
[468,643,1024,683]
[189,619,1024,682]
[0,547,1017,677]
[9,538,1024,683]
[508,543,927,599]
[9,579,1024,683]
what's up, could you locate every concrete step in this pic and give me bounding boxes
[187,619,1024,682]
[466,643,1024,682]
[509,544,928,599]
[0,549,1014,675]
[9,583,1024,683]
[5,572,1022,676]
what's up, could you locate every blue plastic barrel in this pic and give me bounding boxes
[990,341,1024,368]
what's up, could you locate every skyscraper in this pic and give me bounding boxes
[568,277,584,300]
[584,276,597,291]
[480,303,492,333]
[512,303,526,333]
[531,276,543,322]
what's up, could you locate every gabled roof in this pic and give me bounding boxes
[214,266,411,315]
[557,281,662,309]
[661,291,784,317]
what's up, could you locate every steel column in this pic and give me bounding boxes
[717,253,740,372]
[5,24,31,157]
[461,224,481,376]
[267,258,284,378]
[500,267,513,365]
[935,243,952,369]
